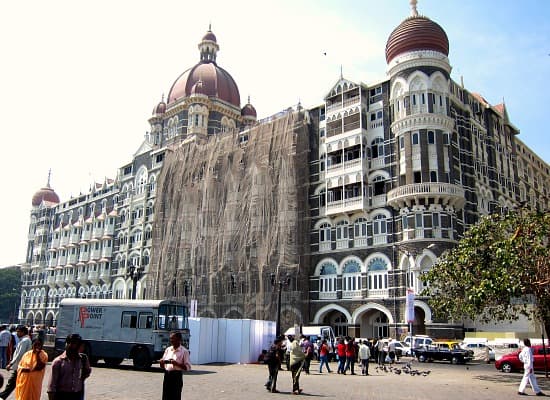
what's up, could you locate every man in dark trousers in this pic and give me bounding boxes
[160,331,192,400]
[264,337,283,393]
[47,333,91,400]
[0,325,32,400]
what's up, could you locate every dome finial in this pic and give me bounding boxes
[47,169,52,187]
[208,22,212,31]
[161,93,165,102]
[410,0,418,17]
[248,95,251,104]
[340,64,343,79]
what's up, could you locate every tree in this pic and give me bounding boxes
[422,208,550,335]
[0,266,21,323]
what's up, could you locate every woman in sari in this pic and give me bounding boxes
[15,338,48,400]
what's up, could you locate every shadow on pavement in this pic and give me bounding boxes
[92,363,216,375]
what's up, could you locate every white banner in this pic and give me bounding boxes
[405,288,415,323]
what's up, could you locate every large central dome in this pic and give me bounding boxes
[385,13,449,64]
[167,29,241,108]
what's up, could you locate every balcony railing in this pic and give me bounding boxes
[367,289,388,298]
[342,290,362,299]
[319,291,338,300]
[387,183,466,209]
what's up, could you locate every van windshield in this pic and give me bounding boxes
[158,304,188,330]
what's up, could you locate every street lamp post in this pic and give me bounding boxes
[127,265,143,300]
[270,267,291,337]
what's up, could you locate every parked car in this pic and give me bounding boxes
[495,345,550,373]
[460,342,495,361]
[414,344,474,364]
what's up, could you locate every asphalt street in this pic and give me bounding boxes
[1,357,549,399]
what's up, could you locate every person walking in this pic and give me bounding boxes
[160,331,192,400]
[336,338,346,374]
[47,333,91,400]
[318,339,332,373]
[376,338,385,365]
[300,336,314,375]
[0,325,32,400]
[0,325,11,369]
[289,336,305,395]
[344,337,356,375]
[388,338,396,364]
[518,338,545,396]
[359,340,371,375]
[264,338,283,393]
[14,339,48,400]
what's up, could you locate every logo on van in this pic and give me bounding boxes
[79,306,104,328]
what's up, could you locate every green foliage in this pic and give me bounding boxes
[422,209,550,331]
[0,267,21,323]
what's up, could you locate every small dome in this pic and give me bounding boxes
[190,79,208,96]
[32,185,60,207]
[241,99,257,118]
[152,99,166,115]
[202,30,217,42]
[385,15,449,64]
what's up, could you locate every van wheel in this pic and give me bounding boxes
[418,354,426,362]
[451,356,460,365]
[104,357,124,367]
[133,348,152,370]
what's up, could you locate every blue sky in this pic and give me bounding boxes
[0,0,548,266]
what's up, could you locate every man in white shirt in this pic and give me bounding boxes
[0,325,32,400]
[518,338,545,396]
[160,331,192,400]
[0,325,11,369]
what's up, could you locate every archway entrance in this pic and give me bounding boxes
[412,306,426,335]
[319,311,348,338]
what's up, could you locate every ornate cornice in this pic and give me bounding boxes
[388,50,451,77]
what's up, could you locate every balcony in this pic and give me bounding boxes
[336,239,349,249]
[88,270,99,284]
[77,270,88,285]
[370,194,386,209]
[325,196,365,216]
[387,183,466,209]
[319,291,338,300]
[342,290,362,299]
[367,289,388,298]
[47,274,56,288]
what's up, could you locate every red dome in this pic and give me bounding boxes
[385,16,449,64]
[32,186,60,206]
[152,100,166,115]
[241,103,257,118]
[167,62,240,107]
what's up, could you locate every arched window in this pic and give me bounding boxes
[319,223,331,245]
[319,262,337,300]
[342,260,362,297]
[412,133,419,145]
[372,214,387,236]
[371,137,384,158]
[367,257,388,297]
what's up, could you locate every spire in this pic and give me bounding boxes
[47,169,52,188]
[410,0,418,17]
[199,26,219,63]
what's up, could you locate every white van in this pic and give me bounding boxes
[284,325,336,360]
[403,335,433,353]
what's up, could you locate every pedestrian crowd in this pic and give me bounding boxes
[263,334,398,395]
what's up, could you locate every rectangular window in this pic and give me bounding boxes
[415,213,423,228]
[412,95,416,106]
[138,312,154,329]
[433,213,440,227]
[155,153,165,163]
[428,131,435,144]
[399,136,405,149]
[121,311,137,328]
[443,133,450,145]
[402,215,408,229]
[414,171,421,183]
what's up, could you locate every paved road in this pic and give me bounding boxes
[1,358,549,399]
